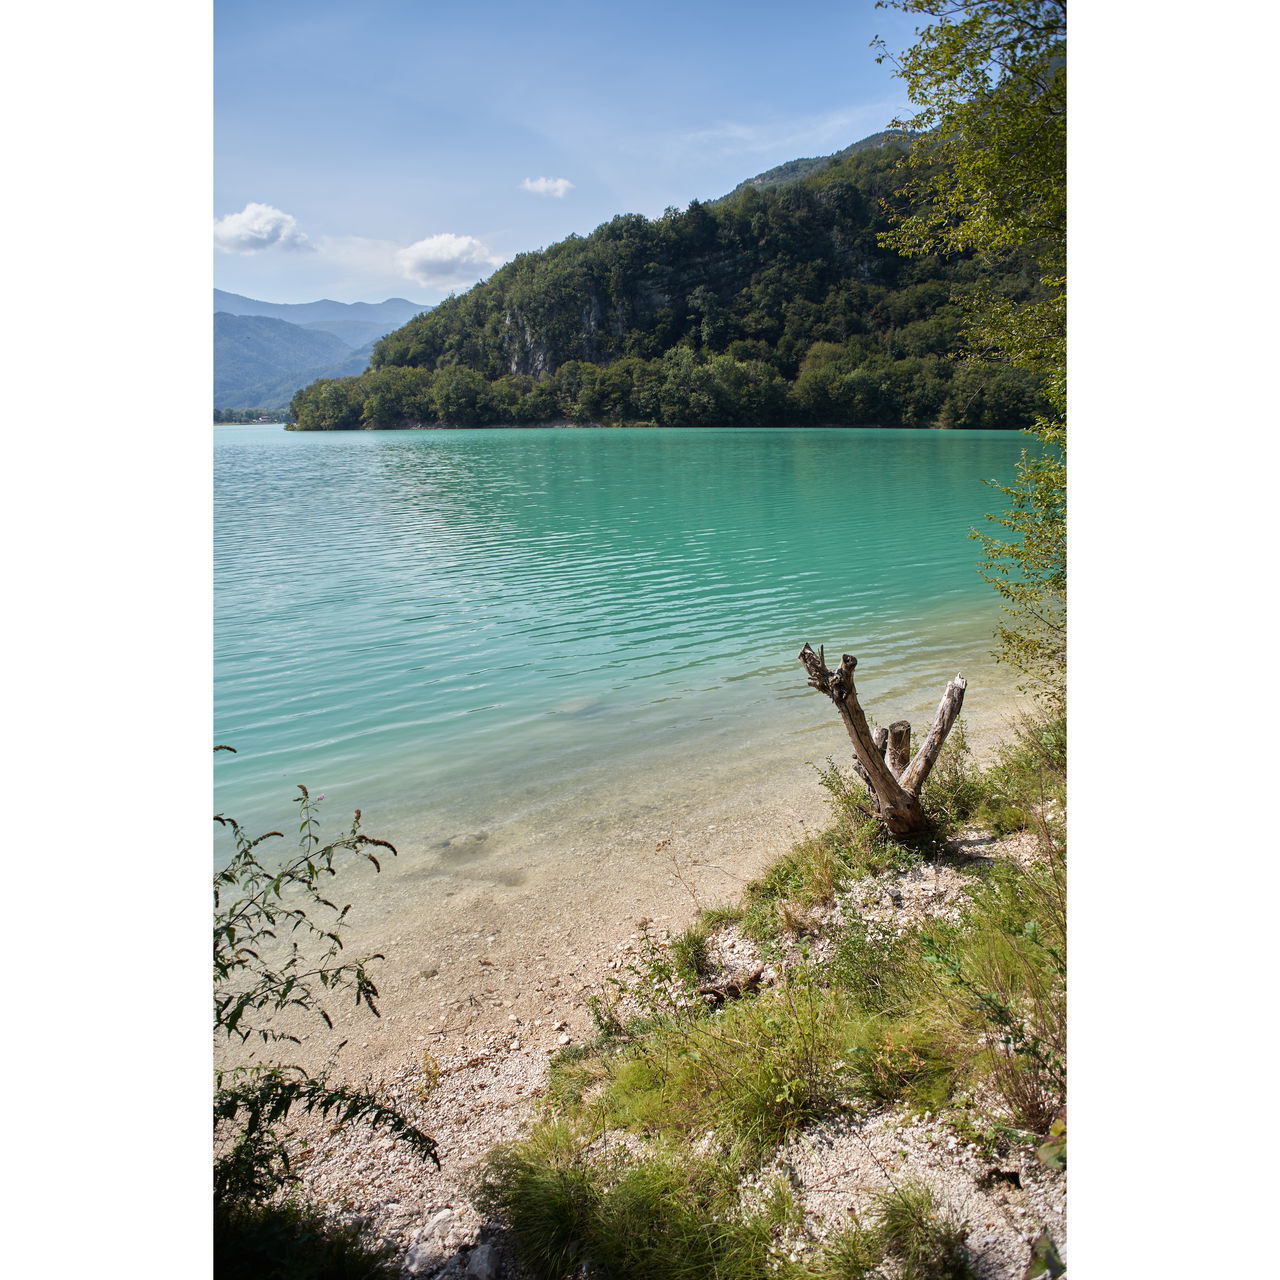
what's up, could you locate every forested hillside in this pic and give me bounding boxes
[290,142,1049,431]
[214,313,373,410]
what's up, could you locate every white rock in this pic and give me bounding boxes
[427,1208,455,1237]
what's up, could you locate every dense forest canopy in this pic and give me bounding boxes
[290,142,1051,431]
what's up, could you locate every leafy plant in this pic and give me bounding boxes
[213,779,394,1047]
[921,853,1066,1133]
[876,0,1067,709]
[213,751,437,1216]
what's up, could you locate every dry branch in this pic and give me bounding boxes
[798,643,966,835]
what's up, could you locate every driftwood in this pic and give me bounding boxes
[697,964,766,1006]
[798,643,966,835]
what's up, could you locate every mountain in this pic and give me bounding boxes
[215,313,374,410]
[712,130,914,203]
[290,139,1049,431]
[212,292,432,411]
[213,290,429,340]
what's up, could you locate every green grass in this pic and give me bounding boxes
[738,796,920,944]
[592,972,851,1148]
[475,1125,800,1280]
[481,715,1066,1277]
[669,921,713,982]
[811,1180,973,1280]
[866,1179,974,1280]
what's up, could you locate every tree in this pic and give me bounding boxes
[875,0,1066,708]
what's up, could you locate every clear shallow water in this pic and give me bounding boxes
[214,426,1026,874]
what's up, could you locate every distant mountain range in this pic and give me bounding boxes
[213,291,430,410]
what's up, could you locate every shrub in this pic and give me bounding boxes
[213,751,436,1233]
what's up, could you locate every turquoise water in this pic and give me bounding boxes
[214,426,1026,872]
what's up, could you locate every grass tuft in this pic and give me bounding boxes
[871,1179,973,1280]
[475,1125,800,1280]
[669,922,713,982]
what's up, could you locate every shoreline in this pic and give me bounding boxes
[225,699,1059,1279]
[263,420,1020,433]
[217,692,1029,1088]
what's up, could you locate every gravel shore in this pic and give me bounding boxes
[218,708,1064,1278]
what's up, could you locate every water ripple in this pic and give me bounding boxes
[215,426,1026,851]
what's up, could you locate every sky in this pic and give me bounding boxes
[214,0,921,304]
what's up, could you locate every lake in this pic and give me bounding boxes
[214,425,1028,886]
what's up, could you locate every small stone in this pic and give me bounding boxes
[465,1241,498,1280]
[404,1244,434,1274]
[426,1208,454,1237]
[558,1034,571,1045]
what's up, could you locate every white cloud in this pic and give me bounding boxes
[213,202,310,253]
[520,176,574,198]
[395,233,505,289]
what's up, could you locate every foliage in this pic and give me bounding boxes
[475,1127,799,1280]
[973,417,1065,708]
[920,850,1066,1132]
[865,1179,974,1280]
[876,1,1067,706]
[214,1198,396,1280]
[478,716,1065,1273]
[290,144,1049,432]
[214,1067,439,1209]
[920,721,986,827]
[213,781,395,1047]
[1025,1228,1066,1278]
[874,2,1065,271]
[213,754,437,1217]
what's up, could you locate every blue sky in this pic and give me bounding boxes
[215,0,920,303]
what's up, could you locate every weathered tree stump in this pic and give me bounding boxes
[885,720,912,779]
[798,643,966,835]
